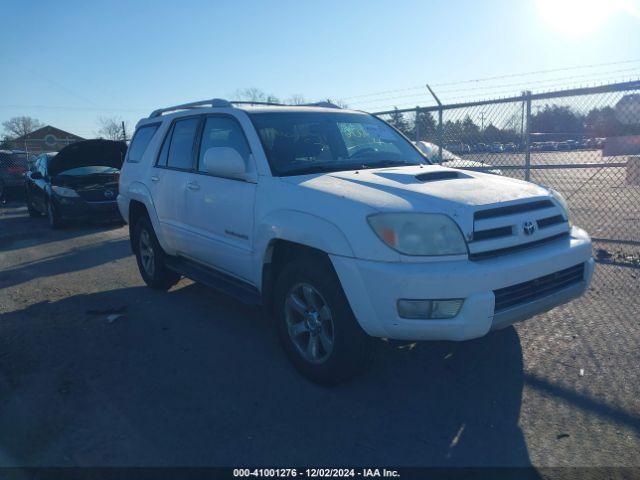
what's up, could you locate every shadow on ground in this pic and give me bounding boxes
[0,283,532,467]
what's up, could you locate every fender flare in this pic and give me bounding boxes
[253,209,354,287]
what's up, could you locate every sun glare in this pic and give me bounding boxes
[536,0,616,36]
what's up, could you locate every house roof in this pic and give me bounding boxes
[13,125,84,142]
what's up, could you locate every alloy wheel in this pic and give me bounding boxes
[139,229,155,277]
[285,283,335,364]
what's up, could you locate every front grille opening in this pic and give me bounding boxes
[473,226,513,241]
[537,215,565,229]
[469,232,569,260]
[493,263,585,311]
[474,200,554,220]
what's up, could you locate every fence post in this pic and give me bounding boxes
[438,107,443,163]
[524,90,532,182]
[415,107,420,142]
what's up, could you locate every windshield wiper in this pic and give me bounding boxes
[281,160,421,177]
[356,159,421,169]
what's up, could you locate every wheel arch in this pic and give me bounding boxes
[125,181,170,253]
[255,210,354,312]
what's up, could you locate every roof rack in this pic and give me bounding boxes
[149,98,232,118]
[149,98,343,118]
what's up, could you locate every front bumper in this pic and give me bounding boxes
[53,196,122,222]
[330,226,594,341]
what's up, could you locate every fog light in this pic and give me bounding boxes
[397,299,463,319]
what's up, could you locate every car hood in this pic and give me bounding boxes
[281,164,549,215]
[48,139,127,177]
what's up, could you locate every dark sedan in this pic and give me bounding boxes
[25,139,126,228]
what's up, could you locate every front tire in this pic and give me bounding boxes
[133,215,181,290]
[274,257,376,385]
[26,190,40,217]
[47,198,63,229]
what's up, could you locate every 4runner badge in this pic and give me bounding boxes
[523,220,537,236]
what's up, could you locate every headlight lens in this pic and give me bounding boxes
[51,185,79,198]
[549,188,570,221]
[367,213,467,256]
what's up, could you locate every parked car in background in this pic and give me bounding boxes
[503,143,517,152]
[489,142,504,153]
[473,143,488,152]
[0,150,29,199]
[25,139,126,228]
[414,141,502,175]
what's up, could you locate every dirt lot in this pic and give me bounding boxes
[0,198,639,468]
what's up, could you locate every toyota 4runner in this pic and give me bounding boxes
[118,99,594,384]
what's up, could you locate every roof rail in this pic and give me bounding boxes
[301,101,342,109]
[230,100,287,106]
[148,98,344,118]
[149,98,232,118]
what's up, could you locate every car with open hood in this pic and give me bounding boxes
[413,141,503,175]
[117,99,594,384]
[25,139,126,228]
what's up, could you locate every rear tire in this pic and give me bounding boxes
[274,256,376,385]
[133,215,181,290]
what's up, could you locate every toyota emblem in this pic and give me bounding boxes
[523,220,536,236]
[104,189,115,199]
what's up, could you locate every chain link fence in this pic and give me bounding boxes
[374,80,640,291]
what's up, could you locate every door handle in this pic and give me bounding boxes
[150,175,160,182]
[186,181,200,191]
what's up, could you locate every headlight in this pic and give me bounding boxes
[367,213,467,256]
[549,188,570,221]
[51,185,79,198]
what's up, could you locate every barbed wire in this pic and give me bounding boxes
[336,58,640,102]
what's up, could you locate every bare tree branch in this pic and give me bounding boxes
[2,116,44,139]
[96,116,126,141]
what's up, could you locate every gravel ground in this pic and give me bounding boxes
[0,199,638,469]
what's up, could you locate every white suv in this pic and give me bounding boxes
[118,99,594,384]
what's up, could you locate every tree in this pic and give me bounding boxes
[286,94,306,105]
[413,110,437,141]
[235,87,280,104]
[461,115,480,144]
[530,105,583,134]
[584,106,621,137]
[96,116,127,141]
[2,116,43,139]
[387,108,410,136]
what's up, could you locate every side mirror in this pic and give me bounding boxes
[31,171,43,180]
[203,147,246,179]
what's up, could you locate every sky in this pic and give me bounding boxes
[1,0,639,137]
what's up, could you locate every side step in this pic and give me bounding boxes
[165,256,262,306]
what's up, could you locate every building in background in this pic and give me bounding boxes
[10,126,84,154]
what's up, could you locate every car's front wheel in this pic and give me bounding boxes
[274,256,376,385]
[47,198,63,229]
[26,190,41,217]
[133,215,181,290]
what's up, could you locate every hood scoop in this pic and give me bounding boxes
[415,170,468,182]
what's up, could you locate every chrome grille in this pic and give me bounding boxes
[493,263,585,312]
[470,199,570,259]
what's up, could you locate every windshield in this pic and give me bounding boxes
[250,111,426,176]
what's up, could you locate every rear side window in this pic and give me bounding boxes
[166,117,199,170]
[127,124,159,163]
